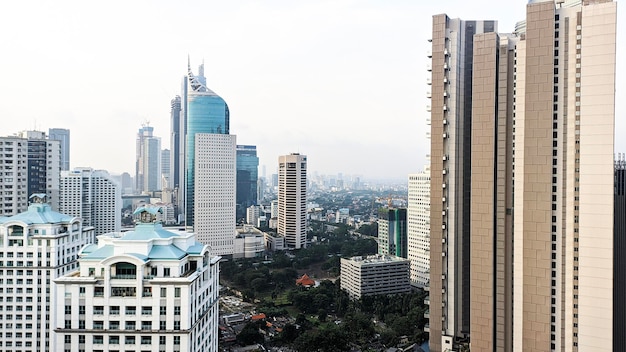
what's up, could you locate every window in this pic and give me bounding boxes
[174,306,181,315]
[125,306,136,315]
[175,287,181,297]
[173,336,180,345]
[174,321,180,330]
[64,335,71,344]
[164,268,170,277]
[64,305,71,314]
[93,335,103,344]
[141,336,151,345]
[141,306,152,315]
[160,287,166,297]
[125,336,136,345]
[159,336,166,345]
[125,321,136,330]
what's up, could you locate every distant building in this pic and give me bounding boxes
[264,232,285,252]
[49,128,70,171]
[194,133,236,256]
[53,205,220,352]
[340,254,411,299]
[234,225,265,259]
[20,130,62,211]
[236,145,259,221]
[135,124,161,193]
[60,167,121,236]
[377,208,408,258]
[615,155,626,351]
[335,208,349,224]
[0,194,95,350]
[0,136,28,216]
[246,205,260,226]
[169,95,182,193]
[278,153,307,249]
[161,148,170,189]
[408,168,430,287]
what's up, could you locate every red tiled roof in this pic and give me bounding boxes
[296,274,315,286]
[251,313,266,321]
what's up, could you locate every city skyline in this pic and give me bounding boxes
[1,0,623,180]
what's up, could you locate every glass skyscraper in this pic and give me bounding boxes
[236,145,259,221]
[185,62,230,226]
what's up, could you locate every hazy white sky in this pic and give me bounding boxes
[0,0,623,180]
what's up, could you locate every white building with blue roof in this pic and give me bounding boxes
[0,193,96,351]
[53,204,220,352]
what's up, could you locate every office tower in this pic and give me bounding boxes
[19,130,62,211]
[194,134,237,255]
[377,208,408,258]
[246,205,260,226]
[170,95,182,192]
[0,194,95,351]
[135,124,161,193]
[184,61,230,227]
[278,153,307,249]
[408,167,430,288]
[615,155,626,351]
[48,128,70,171]
[53,205,220,352]
[161,148,170,189]
[340,254,411,299]
[236,145,259,221]
[0,136,28,216]
[427,1,616,351]
[60,167,122,236]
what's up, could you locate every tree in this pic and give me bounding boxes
[236,322,264,345]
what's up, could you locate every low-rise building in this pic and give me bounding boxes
[53,205,220,352]
[264,232,285,252]
[340,254,411,299]
[234,225,265,259]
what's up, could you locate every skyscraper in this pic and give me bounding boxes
[161,148,170,189]
[377,208,408,258]
[278,153,307,249]
[236,145,259,221]
[170,95,182,192]
[408,167,430,288]
[0,136,28,216]
[194,133,237,255]
[19,130,61,211]
[614,155,626,351]
[184,61,230,227]
[48,128,70,171]
[427,1,616,351]
[59,167,121,236]
[135,124,161,193]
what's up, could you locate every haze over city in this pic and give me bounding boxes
[0,0,624,180]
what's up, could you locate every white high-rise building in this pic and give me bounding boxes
[60,168,122,236]
[0,136,28,216]
[408,167,430,288]
[53,205,220,352]
[0,194,95,351]
[278,153,307,249]
[194,133,236,255]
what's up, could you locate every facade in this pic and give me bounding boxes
[340,254,411,299]
[0,194,95,351]
[427,1,617,351]
[277,153,307,249]
[408,167,430,288]
[335,208,349,224]
[60,168,122,236]
[194,133,236,256]
[48,128,70,171]
[135,125,161,193]
[236,145,259,221]
[184,62,230,227]
[53,205,220,352]
[264,232,285,252]
[377,208,408,258]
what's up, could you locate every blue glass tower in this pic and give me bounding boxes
[185,61,230,226]
[236,145,259,221]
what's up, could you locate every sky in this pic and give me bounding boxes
[0,0,624,181]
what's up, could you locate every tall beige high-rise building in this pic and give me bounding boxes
[427,1,616,351]
[277,153,307,249]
